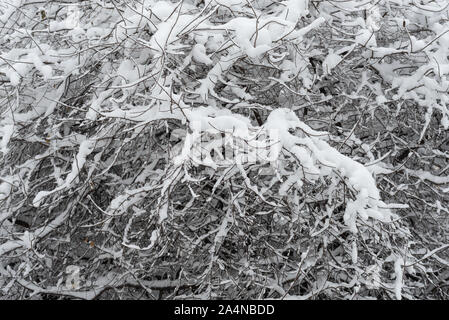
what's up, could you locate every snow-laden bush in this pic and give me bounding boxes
[0,0,448,299]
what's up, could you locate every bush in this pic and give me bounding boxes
[0,0,448,299]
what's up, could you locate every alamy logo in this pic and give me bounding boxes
[65,5,80,29]
[65,265,81,290]
[174,122,282,167]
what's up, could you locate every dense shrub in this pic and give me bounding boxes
[0,0,448,299]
